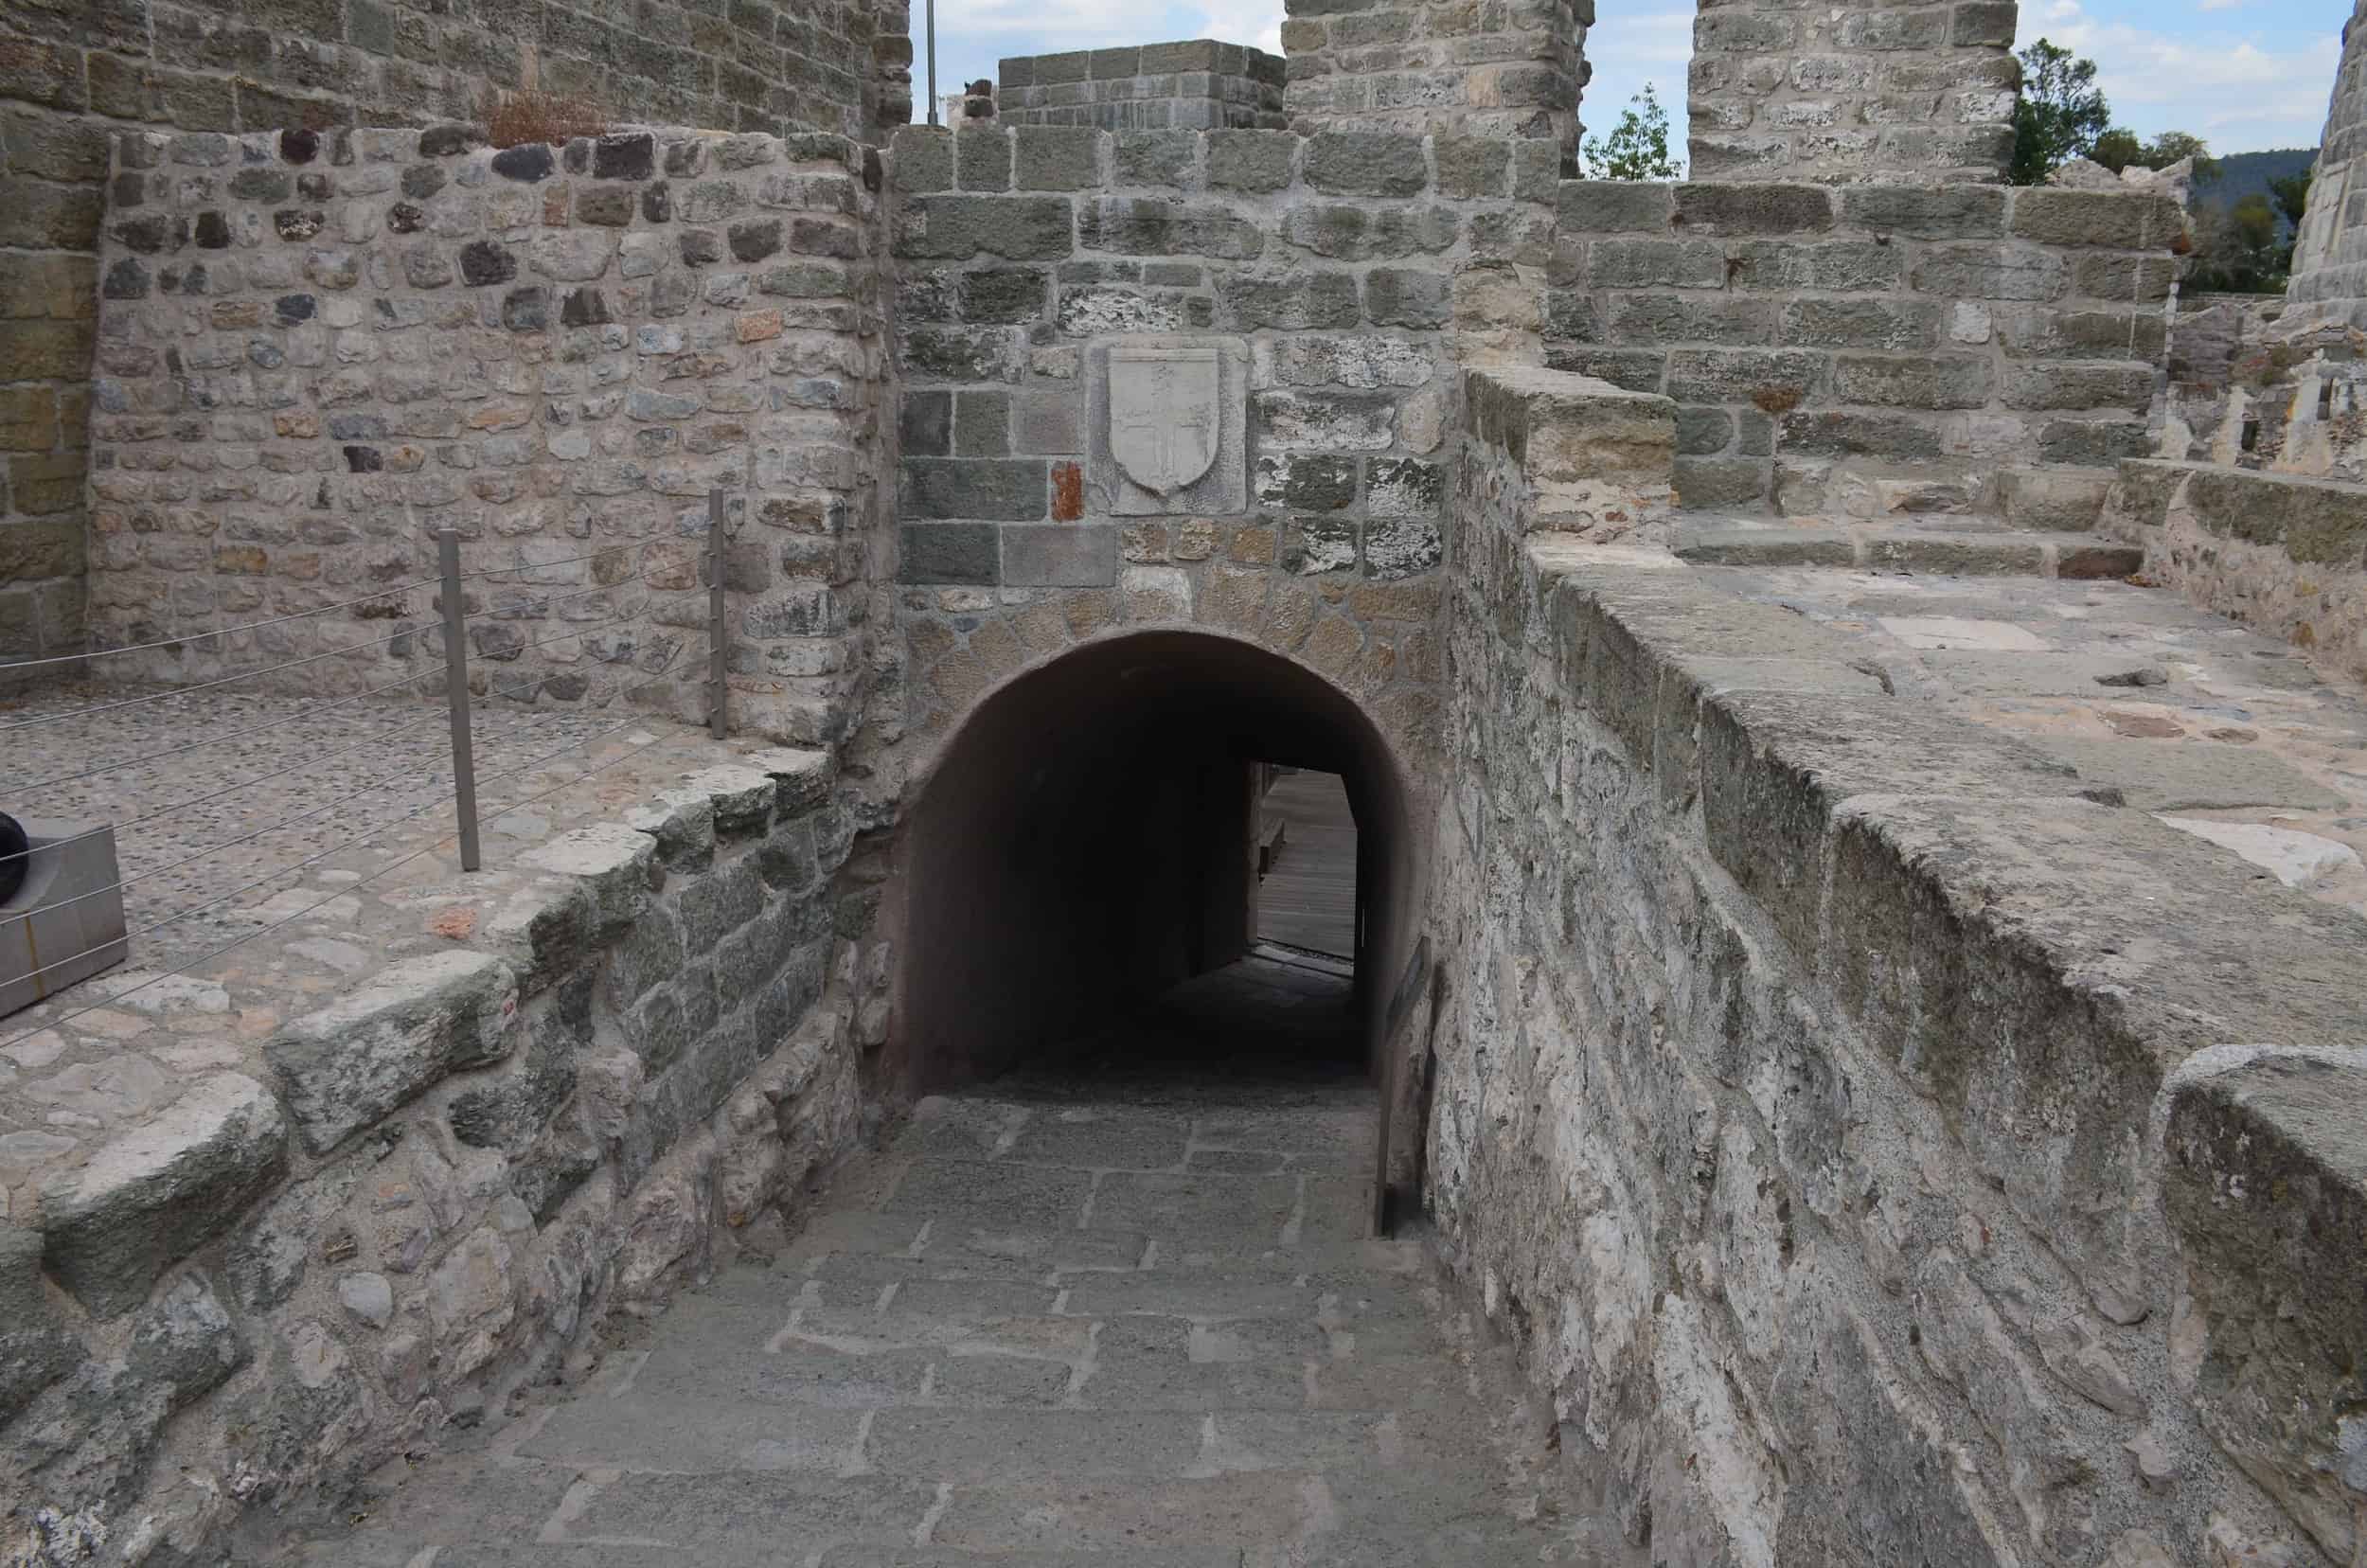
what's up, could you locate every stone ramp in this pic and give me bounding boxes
[276,1031,1606,1564]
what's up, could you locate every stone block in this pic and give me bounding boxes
[1671,183,1836,235]
[900,523,1000,583]
[1003,524,1117,586]
[1207,130,1296,192]
[265,953,522,1154]
[901,458,1048,521]
[1221,271,1361,330]
[1112,130,1198,187]
[1999,361,2152,414]
[1839,184,2006,238]
[1664,347,1826,406]
[520,823,661,933]
[1363,267,1448,328]
[39,1073,289,1317]
[1014,127,1101,190]
[1830,353,1993,409]
[895,195,1075,260]
[1776,410,1943,460]
[1078,197,1264,259]
[955,126,1011,191]
[1303,132,1427,197]
[2009,187,2185,250]
[891,125,953,192]
[1908,243,2067,301]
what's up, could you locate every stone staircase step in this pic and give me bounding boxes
[1672,522,2144,579]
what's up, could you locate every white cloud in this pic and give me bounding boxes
[1193,1,1285,55]
[2020,0,2338,151]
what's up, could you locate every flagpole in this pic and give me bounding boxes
[927,0,938,126]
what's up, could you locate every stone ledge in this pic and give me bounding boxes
[2109,458,2367,566]
[1530,542,2367,1327]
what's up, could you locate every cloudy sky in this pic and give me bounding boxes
[912,0,2341,162]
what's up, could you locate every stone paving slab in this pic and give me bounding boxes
[282,1070,1611,1565]
[1697,565,2367,918]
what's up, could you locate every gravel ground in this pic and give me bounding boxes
[1,682,701,972]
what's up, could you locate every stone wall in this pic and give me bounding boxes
[80,124,892,749]
[2284,0,2367,330]
[2105,458,2367,684]
[997,42,1286,134]
[1547,179,2181,513]
[0,0,912,675]
[1278,0,1585,152]
[875,120,1569,761]
[1686,0,2018,182]
[3,745,883,1561]
[1428,365,2367,1566]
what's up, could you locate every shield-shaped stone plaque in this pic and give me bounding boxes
[1108,345,1221,497]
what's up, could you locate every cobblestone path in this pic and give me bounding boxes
[283,961,1603,1566]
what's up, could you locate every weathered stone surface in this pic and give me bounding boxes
[38,1075,289,1317]
[2166,1051,2367,1564]
[266,953,521,1154]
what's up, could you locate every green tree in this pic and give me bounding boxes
[2269,168,2312,230]
[1583,84,1682,181]
[2009,39,2110,185]
[2091,127,2219,183]
[2187,193,2287,293]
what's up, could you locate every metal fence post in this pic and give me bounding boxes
[707,489,728,740]
[437,528,483,872]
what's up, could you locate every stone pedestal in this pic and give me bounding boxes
[1,819,129,1019]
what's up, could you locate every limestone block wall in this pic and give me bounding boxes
[1686,0,2019,182]
[997,42,1286,134]
[877,121,1570,760]
[2105,459,2367,684]
[80,124,892,749]
[1430,365,2367,1566]
[0,0,913,675]
[2284,0,2367,330]
[1546,179,2183,513]
[1278,0,1585,151]
[2,748,881,1560]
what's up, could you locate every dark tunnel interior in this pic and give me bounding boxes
[888,631,1419,1099]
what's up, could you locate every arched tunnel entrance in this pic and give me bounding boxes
[886,630,1426,1207]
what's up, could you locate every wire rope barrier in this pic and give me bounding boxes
[0,493,736,1042]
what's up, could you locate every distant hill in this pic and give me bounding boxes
[2193,148,2318,229]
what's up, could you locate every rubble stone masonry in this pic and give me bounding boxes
[0,0,913,671]
[79,124,892,749]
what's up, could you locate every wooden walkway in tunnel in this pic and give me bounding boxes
[1255,770,1357,960]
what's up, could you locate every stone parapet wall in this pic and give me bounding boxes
[1687,0,2019,182]
[876,121,1564,757]
[997,42,1286,134]
[1431,365,2367,1566]
[80,124,892,748]
[1278,0,1585,151]
[2,744,884,1561]
[2283,0,2367,330]
[2106,457,2367,683]
[1547,179,2182,513]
